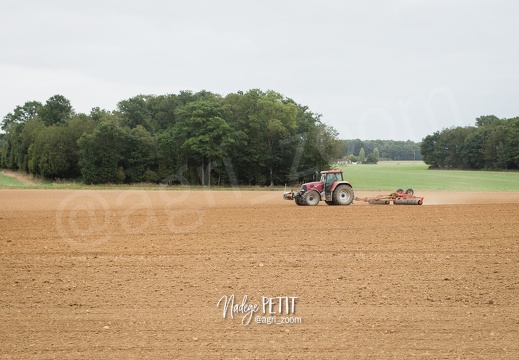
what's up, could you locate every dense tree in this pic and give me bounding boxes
[117,95,155,131]
[28,116,95,178]
[461,129,485,169]
[365,153,378,164]
[254,90,298,186]
[38,95,74,126]
[1,101,43,170]
[123,125,157,183]
[294,107,327,173]
[223,89,313,185]
[14,90,515,186]
[173,99,234,186]
[78,116,127,184]
[421,116,519,170]
[156,128,182,182]
[16,117,46,172]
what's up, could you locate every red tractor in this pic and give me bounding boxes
[283,169,354,206]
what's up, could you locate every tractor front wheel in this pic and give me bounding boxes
[334,185,354,205]
[304,190,320,206]
[294,194,306,206]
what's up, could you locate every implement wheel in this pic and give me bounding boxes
[334,185,354,206]
[304,190,320,206]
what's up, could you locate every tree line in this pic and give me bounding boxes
[420,115,519,170]
[342,139,422,163]
[0,90,344,185]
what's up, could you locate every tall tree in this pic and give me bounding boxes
[373,147,380,161]
[123,125,157,183]
[255,90,297,186]
[359,147,366,163]
[38,95,74,126]
[174,99,234,186]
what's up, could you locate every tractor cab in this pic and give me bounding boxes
[321,170,344,201]
[321,170,342,186]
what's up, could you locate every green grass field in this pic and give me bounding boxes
[1,163,519,191]
[0,173,30,188]
[341,161,519,191]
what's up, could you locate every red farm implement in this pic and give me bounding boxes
[354,189,424,205]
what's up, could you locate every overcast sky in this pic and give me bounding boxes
[1,0,518,141]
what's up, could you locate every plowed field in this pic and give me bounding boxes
[1,189,518,359]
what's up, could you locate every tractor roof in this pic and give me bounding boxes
[320,169,343,174]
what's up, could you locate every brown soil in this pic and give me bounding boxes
[1,189,518,359]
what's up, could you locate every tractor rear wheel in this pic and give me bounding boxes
[304,190,320,206]
[333,185,354,205]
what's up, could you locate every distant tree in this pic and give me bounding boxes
[421,131,440,168]
[359,147,366,163]
[421,115,519,170]
[365,153,378,164]
[346,139,364,157]
[373,147,380,161]
[481,121,508,169]
[315,123,343,166]
[364,147,379,164]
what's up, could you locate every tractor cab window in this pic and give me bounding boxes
[326,173,337,184]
